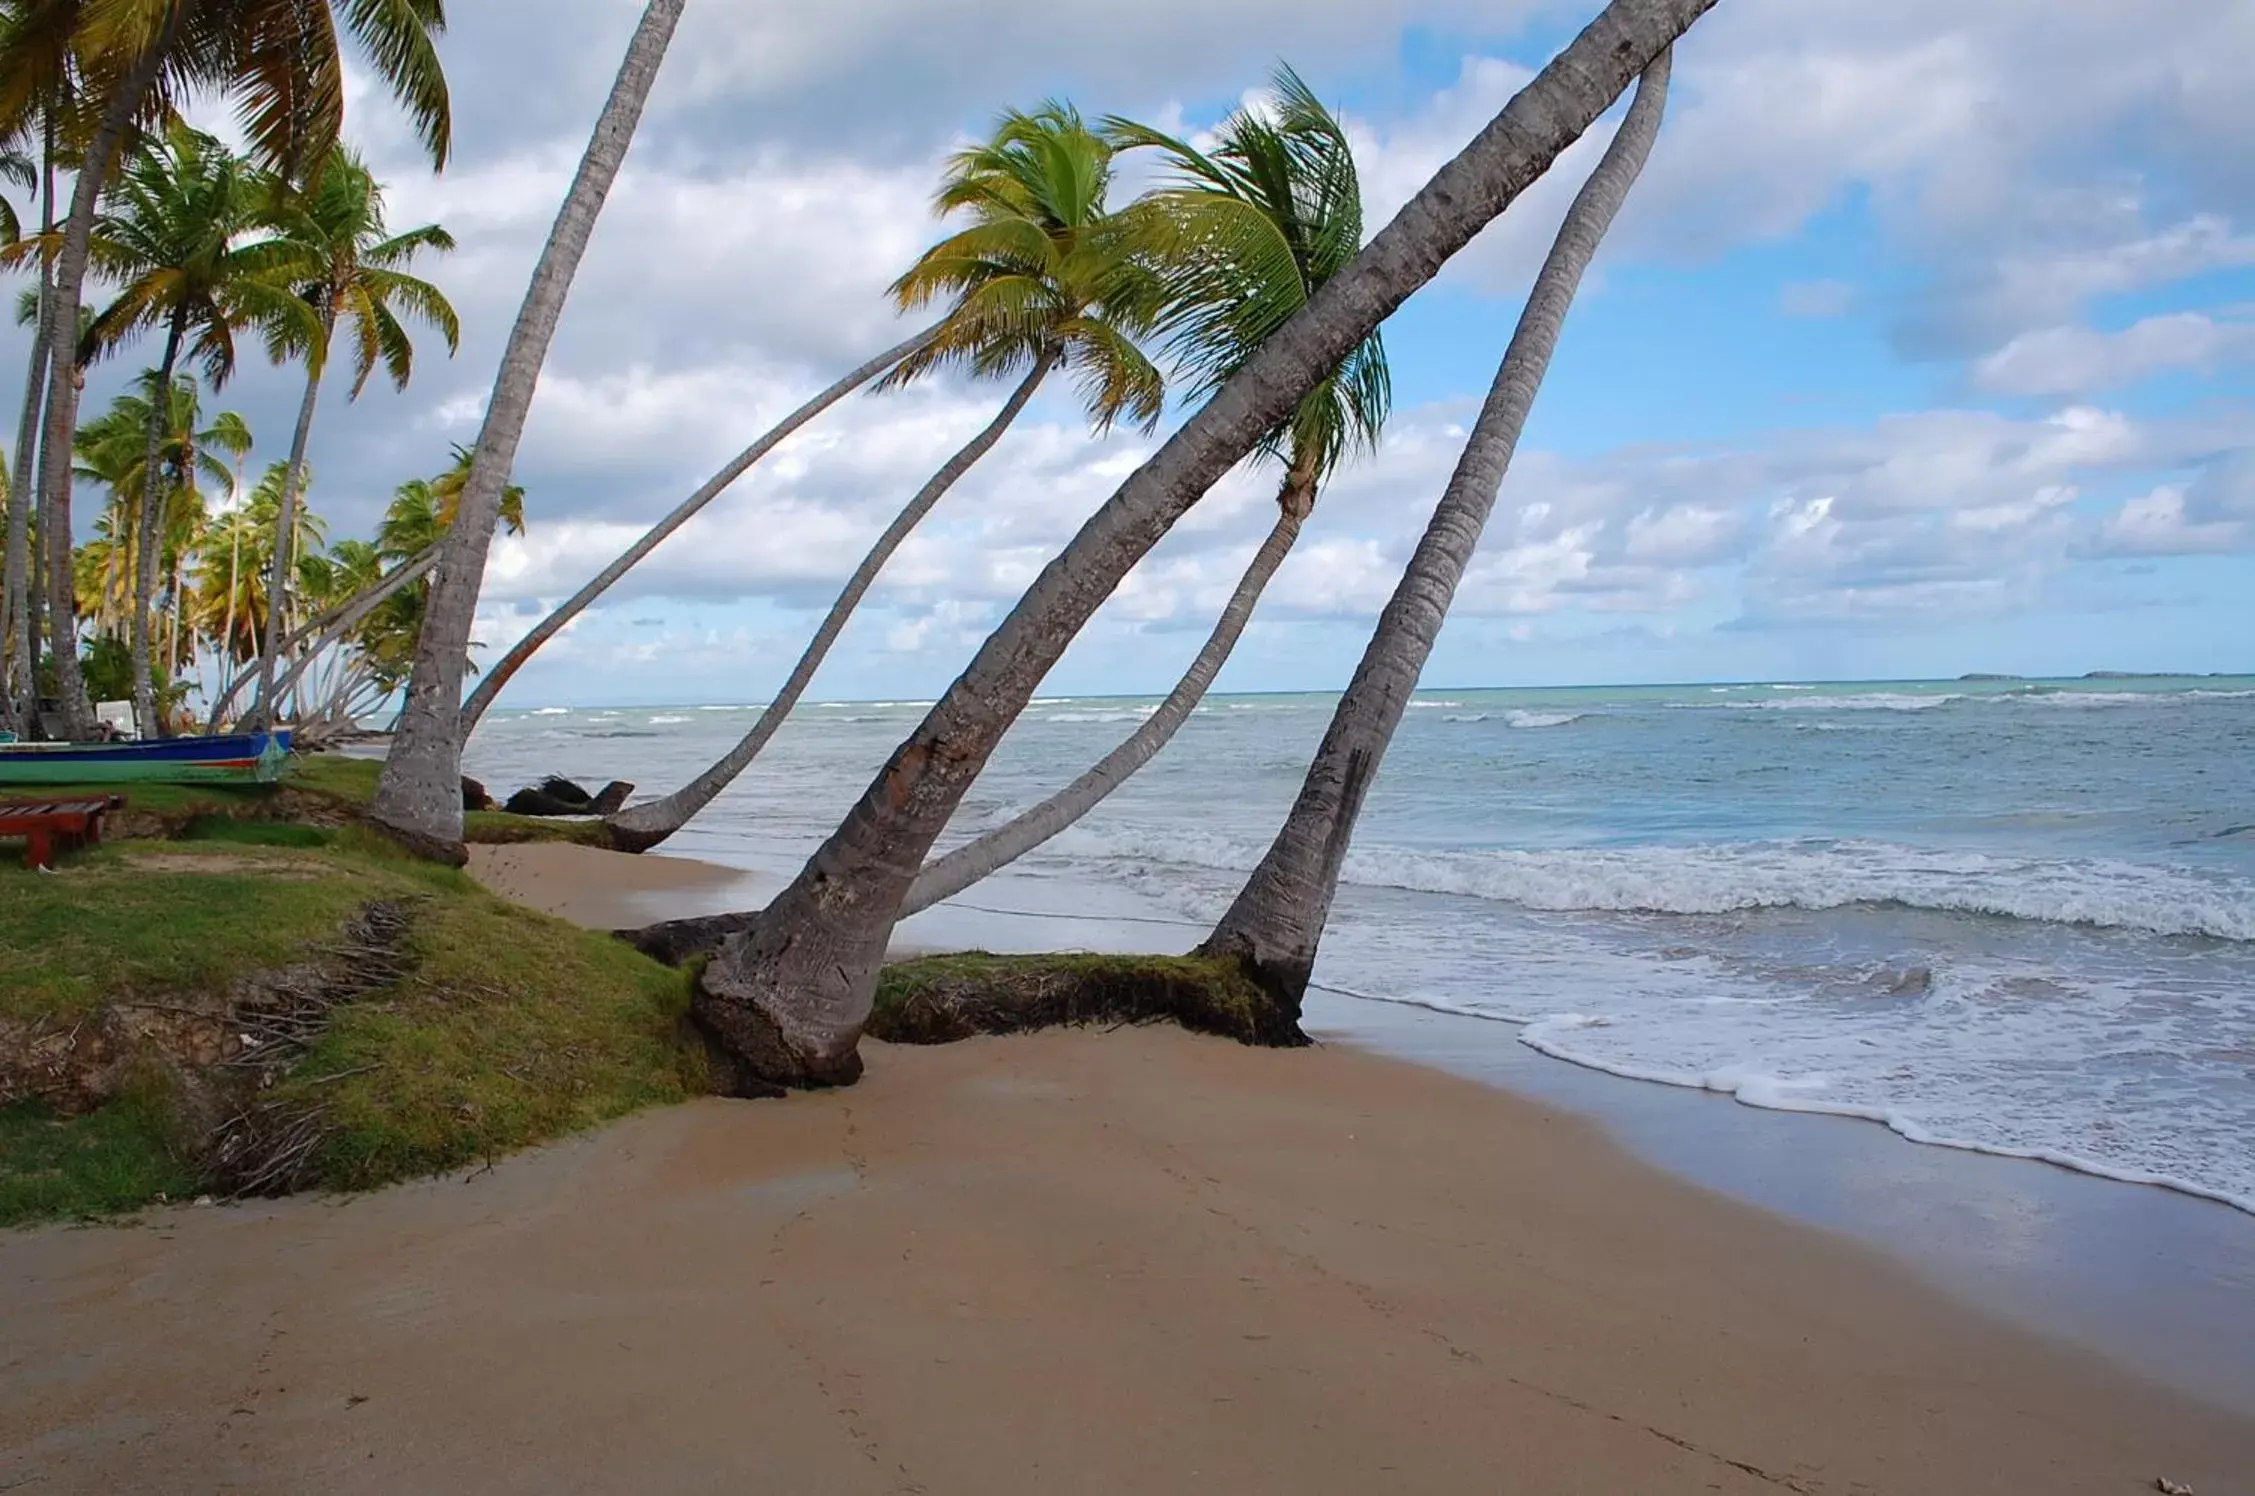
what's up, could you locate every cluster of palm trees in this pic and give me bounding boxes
[0,0,456,743]
[4,0,1717,1097]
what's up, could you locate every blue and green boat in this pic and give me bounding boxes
[0,731,291,787]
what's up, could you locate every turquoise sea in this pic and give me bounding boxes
[467,674,2255,1213]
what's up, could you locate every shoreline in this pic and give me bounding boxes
[471,841,2255,1413]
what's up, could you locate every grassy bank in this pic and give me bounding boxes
[0,823,703,1227]
[25,754,612,846]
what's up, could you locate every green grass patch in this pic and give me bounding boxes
[871,951,1300,1047]
[0,1099,198,1228]
[11,752,613,848]
[2,836,704,1225]
[0,842,393,1025]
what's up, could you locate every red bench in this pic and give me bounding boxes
[0,796,127,870]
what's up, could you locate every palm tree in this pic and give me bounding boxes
[670,0,1717,1092]
[1198,58,1673,1006]
[71,373,247,625]
[68,121,302,734]
[903,69,1388,914]
[243,450,522,724]
[6,0,450,737]
[602,100,1170,854]
[244,146,456,730]
[372,0,682,861]
[0,0,81,732]
[457,323,945,734]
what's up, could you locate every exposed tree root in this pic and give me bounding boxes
[869,952,1309,1049]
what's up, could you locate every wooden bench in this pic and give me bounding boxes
[0,796,128,870]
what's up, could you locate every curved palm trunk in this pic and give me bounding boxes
[1197,55,1672,1010]
[685,0,1715,1093]
[246,313,332,731]
[255,545,440,717]
[130,317,189,736]
[2,115,55,733]
[903,486,1308,918]
[373,0,686,862]
[459,322,940,733]
[608,354,1054,853]
[34,26,180,741]
[208,541,440,728]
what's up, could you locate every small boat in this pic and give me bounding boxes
[0,731,292,787]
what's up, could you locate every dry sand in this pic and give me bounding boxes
[1,845,2246,1494]
[466,841,761,930]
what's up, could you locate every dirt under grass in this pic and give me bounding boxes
[0,826,704,1227]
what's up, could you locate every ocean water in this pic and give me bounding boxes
[463,676,2255,1215]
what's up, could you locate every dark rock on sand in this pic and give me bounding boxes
[463,776,495,813]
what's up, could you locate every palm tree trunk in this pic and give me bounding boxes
[685,0,1716,1092]
[33,23,180,741]
[1197,54,1672,1010]
[608,353,1054,853]
[372,0,686,863]
[247,320,331,731]
[903,482,1309,918]
[218,517,242,705]
[243,544,440,722]
[2,112,56,734]
[459,321,940,734]
[130,318,188,736]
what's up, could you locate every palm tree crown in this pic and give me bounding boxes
[887,101,1170,433]
[1108,66,1389,511]
[264,146,457,391]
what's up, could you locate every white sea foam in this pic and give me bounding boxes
[1043,707,1157,724]
[1057,830,2255,941]
[1505,710,1585,729]
[530,706,569,716]
[1512,1014,2255,1216]
[647,714,691,726]
[1725,692,1960,712]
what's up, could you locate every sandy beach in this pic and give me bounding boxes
[2,843,2248,1493]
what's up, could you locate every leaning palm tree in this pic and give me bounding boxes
[243,147,457,730]
[456,321,945,735]
[1198,57,1674,1007]
[12,0,450,739]
[241,451,522,725]
[602,100,1170,854]
[372,0,682,860]
[901,69,1388,916]
[67,121,303,734]
[668,0,1717,1092]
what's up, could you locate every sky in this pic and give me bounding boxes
[23,0,2255,706]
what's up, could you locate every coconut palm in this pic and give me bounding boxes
[902,68,1388,915]
[0,0,82,731]
[242,146,456,730]
[372,0,681,860]
[602,100,1171,854]
[7,0,450,737]
[240,450,523,724]
[58,120,304,733]
[71,371,248,638]
[666,0,1717,1092]
[457,323,945,734]
[1198,58,1673,1006]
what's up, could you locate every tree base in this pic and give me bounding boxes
[1189,929,1314,1041]
[364,814,469,868]
[691,953,866,1094]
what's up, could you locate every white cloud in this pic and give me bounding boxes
[1972,310,2255,397]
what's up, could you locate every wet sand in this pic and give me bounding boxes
[7,1028,2251,1493]
[3,843,2247,1493]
